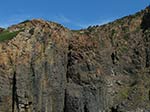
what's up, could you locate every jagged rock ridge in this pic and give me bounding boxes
[0,7,150,112]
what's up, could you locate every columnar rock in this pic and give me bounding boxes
[0,7,150,112]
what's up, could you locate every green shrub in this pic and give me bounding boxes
[29,28,34,35]
[111,29,116,36]
[19,20,30,24]
[0,30,21,42]
[123,34,130,40]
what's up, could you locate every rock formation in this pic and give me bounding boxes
[0,7,150,112]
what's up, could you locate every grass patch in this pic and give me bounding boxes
[123,34,130,40]
[0,30,21,42]
[119,45,128,53]
[119,87,130,99]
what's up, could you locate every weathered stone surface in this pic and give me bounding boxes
[0,7,150,112]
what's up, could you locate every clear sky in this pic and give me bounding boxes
[0,0,149,29]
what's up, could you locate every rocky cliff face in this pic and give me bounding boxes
[0,7,150,112]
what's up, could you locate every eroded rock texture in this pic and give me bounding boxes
[0,7,150,112]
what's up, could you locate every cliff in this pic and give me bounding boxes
[0,7,150,112]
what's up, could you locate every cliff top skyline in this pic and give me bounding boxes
[0,0,149,29]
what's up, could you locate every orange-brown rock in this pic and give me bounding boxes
[0,7,150,112]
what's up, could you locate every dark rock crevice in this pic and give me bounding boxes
[66,51,72,83]
[111,51,119,65]
[83,104,89,112]
[12,71,19,112]
[141,7,150,68]
[144,31,150,68]
[63,89,67,112]
[111,107,119,112]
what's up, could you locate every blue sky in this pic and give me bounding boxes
[0,0,149,29]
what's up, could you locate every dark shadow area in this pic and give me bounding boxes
[63,89,68,112]
[84,105,89,112]
[111,51,119,65]
[141,7,150,31]
[141,6,150,68]
[110,107,119,112]
[12,71,19,112]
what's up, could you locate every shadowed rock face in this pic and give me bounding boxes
[0,7,150,112]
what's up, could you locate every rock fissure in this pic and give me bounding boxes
[12,71,19,112]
